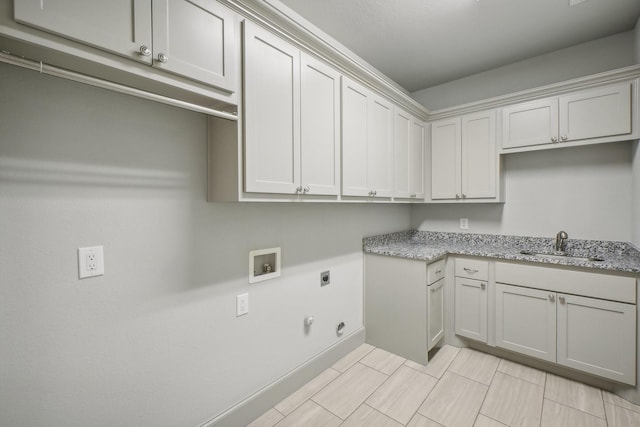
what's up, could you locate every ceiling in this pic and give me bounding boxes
[276,0,640,93]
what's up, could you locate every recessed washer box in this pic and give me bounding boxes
[249,247,281,284]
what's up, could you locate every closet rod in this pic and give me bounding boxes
[0,51,238,121]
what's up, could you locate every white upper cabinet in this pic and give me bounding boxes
[243,21,300,194]
[501,82,632,151]
[430,110,498,202]
[462,110,497,199]
[243,22,340,196]
[430,117,460,200]
[342,77,393,198]
[14,0,237,92]
[300,52,341,196]
[394,109,426,200]
[151,0,237,90]
[559,83,631,142]
[14,0,153,63]
[501,98,558,149]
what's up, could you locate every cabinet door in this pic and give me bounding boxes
[502,98,558,149]
[559,83,632,142]
[428,278,445,351]
[243,22,300,194]
[14,0,152,63]
[410,120,426,199]
[300,53,341,195]
[394,109,412,198]
[431,118,461,200]
[152,0,237,91]
[495,283,556,362]
[367,95,394,197]
[461,110,496,199]
[342,78,370,197]
[454,277,488,343]
[557,294,636,385]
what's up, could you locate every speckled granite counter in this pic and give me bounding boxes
[363,230,640,274]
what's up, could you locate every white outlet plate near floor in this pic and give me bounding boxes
[78,246,104,279]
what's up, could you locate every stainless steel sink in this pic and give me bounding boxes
[519,250,604,262]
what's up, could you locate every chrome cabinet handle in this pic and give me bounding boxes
[368,190,377,197]
[551,136,558,142]
[157,53,168,63]
[561,135,568,141]
[559,296,566,304]
[463,267,479,274]
[140,45,151,56]
[435,269,442,275]
[548,294,555,302]
[410,193,416,198]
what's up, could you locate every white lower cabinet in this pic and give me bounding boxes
[491,262,637,385]
[557,294,636,384]
[495,283,556,362]
[428,278,445,350]
[454,277,488,343]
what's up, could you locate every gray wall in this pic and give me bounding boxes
[412,142,634,241]
[634,18,640,247]
[0,62,411,427]
[412,31,636,111]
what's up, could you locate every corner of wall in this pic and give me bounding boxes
[635,16,640,63]
[633,140,640,247]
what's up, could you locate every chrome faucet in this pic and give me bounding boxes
[555,231,568,252]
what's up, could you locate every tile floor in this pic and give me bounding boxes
[248,344,640,427]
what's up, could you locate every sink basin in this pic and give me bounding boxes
[519,250,604,262]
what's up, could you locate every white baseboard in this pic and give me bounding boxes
[201,327,365,427]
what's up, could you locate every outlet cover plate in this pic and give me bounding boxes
[460,218,469,230]
[236,293,249,316]
[78,246,104,279]
[320,270,330,286]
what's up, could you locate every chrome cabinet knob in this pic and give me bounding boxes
[295,186,303,194]
[157,53,168,63]
[551,136,558,142]
[410,193,416,198]
[549,294,555,302]
[561,135,568,141]
[455,194,460,199]
[481,283,486,290]
[139,45,151,56]
[303,185,310,193]
[462,194,467,199]
[559,296,566,304]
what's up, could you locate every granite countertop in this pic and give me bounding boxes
[363,230,640,274]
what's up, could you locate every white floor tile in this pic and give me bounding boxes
[247,408,284,427]
[275,368,340,415]
[366,365,438,424]
[274,400,341,427]
[360,347,406,375]
[602,390,640,414]
[405,345,460,379]
[447,348,500,385]
[332,343,375,373]
[604,402,640,427]
[341,404,403,427]
[406,413,445,427]
[497,358,546,387]
[474,414,508,427]
[418,372,488,427]
[311,362,387,419]
[544,374,605,419]
[480,371,544,426]
[540,399,606,427]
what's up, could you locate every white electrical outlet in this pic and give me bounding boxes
[78,246,104,279]
[236,293,249,316]
[460,218,469,230]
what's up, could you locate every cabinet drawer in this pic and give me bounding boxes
[455,258,489,281]
[427,259,445,284]
[495,262,636,304]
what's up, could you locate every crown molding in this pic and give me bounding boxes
[427,64,640,121]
